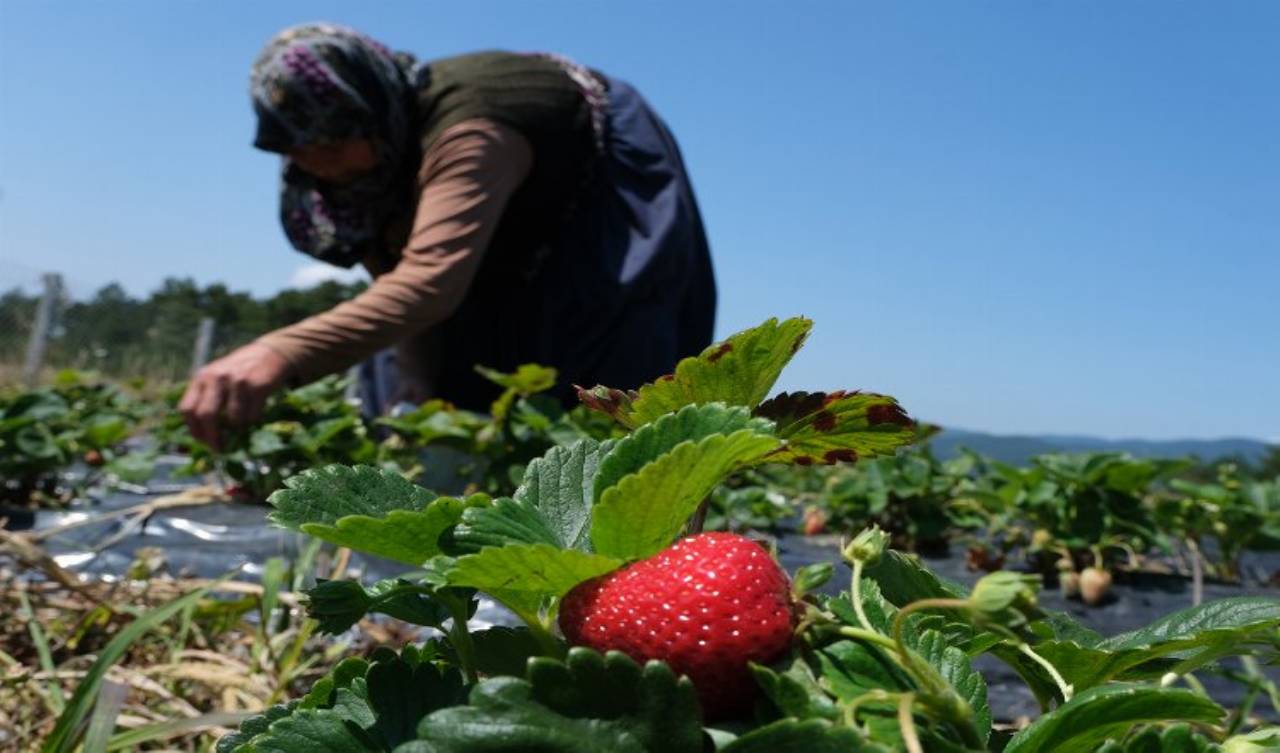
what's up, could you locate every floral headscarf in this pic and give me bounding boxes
[250,23,420,267]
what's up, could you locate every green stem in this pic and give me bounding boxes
[1018,642,1073,702]
[850,560,875,633]
[837,626,898,651]
[898,693,924,753]
[441,594,479,684]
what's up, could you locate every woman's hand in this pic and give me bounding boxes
[178,343,291,449]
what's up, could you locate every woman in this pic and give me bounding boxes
[179,23,716,447]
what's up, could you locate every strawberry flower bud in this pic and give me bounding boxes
[843,526,889,565]
[967,572,1040,616]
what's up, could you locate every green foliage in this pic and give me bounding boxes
[269,464,486,566]
[217,647,467,753]
[213,316,1280,752]
[401,649,703,753]
[577,316,812,427]
[164,375,383,500]
[0,371,150,505]
[1158,464,1280,579]
[1003,685,1224,753]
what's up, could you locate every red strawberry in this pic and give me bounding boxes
[558,532,794,719]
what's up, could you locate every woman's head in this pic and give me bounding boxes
[250,23,419,266]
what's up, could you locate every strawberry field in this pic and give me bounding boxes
[4,317,1280,751]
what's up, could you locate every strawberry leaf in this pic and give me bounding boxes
[1003,684,1223,753]
[592,403,775,502]
[405,649,703,753]
[453,439,613,552]
[445,544,621,618]
[268,464,490,566]
[590,429,780,560]
[1032,596,1280,692]
[752,391,918,466]
[718,719,876,752]
[268,464,436,529]
[218,648,466,753]
[578,317,812,427]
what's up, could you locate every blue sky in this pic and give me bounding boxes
[1,2,1276,441]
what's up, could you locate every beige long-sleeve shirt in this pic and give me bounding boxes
[257,119,534,388]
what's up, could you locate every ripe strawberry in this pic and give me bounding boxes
[559,532,794,720]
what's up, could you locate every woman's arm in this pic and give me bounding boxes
[179,119,533,446]
[257,119,534,383]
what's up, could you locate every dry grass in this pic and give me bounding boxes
[0,525,383,751]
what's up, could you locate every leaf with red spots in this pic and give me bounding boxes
[752,391,920,466]
[577,317,813,427]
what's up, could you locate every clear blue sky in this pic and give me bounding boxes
[1,2,1276,441]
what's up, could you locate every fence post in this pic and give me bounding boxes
[190,317,216,375]
[22,273,63,386]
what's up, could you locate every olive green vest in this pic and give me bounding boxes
[413,51,599,275]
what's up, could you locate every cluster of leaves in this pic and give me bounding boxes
[786,444,1280,587]
[157,375,392,501]
[159,366,617,503]
[1155,464,1280,580]
[36,316,1280,751]
[377,364,621,497]
[810,447,1007,554]
[0,370,151,506]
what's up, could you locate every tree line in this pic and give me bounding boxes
[0,277,367,382]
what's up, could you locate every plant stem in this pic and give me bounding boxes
[850,560,876,633]
[687,497,711,535]
[1017,642,1073,702]
[1186,538,1204,607]
[897,693,924,753]
[442,595,479,684]
[837,626,898,651]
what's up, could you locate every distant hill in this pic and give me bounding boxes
[927,429,1272,467]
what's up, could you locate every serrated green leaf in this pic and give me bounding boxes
[513,440,611,549]
[268,464,437,530]
[452,440,612,553]
[218,650,464,753]
[1097,597,1280,651]
[907,629,991,743]
[752,391,917,466]
[1003,685,1224,753]
[446,545,620,617]
[300,496,489,567]
[590,429,779,560]
[579,317,812,427]
[232,708,377,752]
[1032,596,1280,691]
[719,718,880,752]
[469,627,546,677]
[750,660,839,721]
[593,403,773,501]
[409,649,702,753]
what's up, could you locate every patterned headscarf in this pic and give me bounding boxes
[250,23,420,267]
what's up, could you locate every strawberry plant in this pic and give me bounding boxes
[1156,464,1280,581]
[814,446,997,554]
[166,317,1280,752]
[378,364,621,496]
[993,452,1189,585]
[0,370,149,506]
[161,375,387,500]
